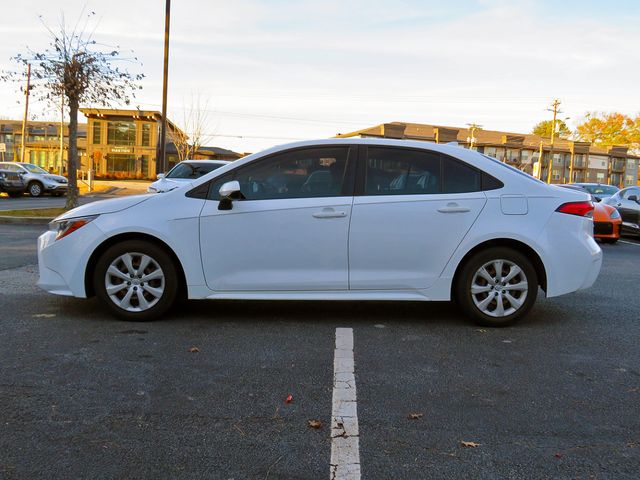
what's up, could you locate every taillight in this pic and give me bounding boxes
[556,201,594,217]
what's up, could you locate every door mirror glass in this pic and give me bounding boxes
[628,194,638,202]
[156,173,165,180]
[219,180,241,198]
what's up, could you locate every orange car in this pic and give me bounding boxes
[560,184,621,243]
[593,201,622,244]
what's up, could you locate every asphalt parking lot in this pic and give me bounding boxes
[1,225,639,479]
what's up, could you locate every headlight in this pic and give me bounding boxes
[49,215,99,240]
[609,208,621,220]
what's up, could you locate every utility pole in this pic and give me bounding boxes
[158,0,171,174]
[20,63,31,163]
[545,99,561,184]
[466,123,482,150]
[59,93,64,175]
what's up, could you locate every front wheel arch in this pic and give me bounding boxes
[451,238,547,300]
[84,232,187,300]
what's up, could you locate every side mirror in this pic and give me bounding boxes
[628,194,638,202]
[156,173,165,180]
[218,180,244,210]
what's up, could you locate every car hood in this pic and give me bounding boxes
[54,194,153,221]
[44,174,67,183]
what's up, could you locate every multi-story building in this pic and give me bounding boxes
[0,120,87,174]
[336,122,640,187]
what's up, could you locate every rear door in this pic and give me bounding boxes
[348,146,487,290]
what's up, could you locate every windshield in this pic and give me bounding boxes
[166,162,226,179]
[21,164,49,174]
[581,185,618,196]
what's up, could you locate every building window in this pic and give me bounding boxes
[92,122,101,145]
[107,122,136,146]
[552,169,561,180]
[596,172,605,182]
[107,154,137,175]
[141,124,151,147]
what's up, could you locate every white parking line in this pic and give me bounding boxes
[330,328,361,480]
[619,240,640,246]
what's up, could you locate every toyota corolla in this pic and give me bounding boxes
[37,139,602,327]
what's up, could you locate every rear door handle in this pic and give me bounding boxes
[438,202,470,213]
[312,208,347,219]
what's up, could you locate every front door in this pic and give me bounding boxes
[349,146,487,290]
[199,146,355,291]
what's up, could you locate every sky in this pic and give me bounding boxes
[1,0,639,153]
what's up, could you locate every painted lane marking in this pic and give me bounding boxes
[330,328,361,480]
[619,240,640,246]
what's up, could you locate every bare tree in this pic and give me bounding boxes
[2,10,143,208]
[168,93,214,162]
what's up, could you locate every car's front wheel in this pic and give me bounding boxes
[28,181,44,197]
[93,240,179,321]
[454,247,538,327]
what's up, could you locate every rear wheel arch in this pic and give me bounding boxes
[84,232,187,299]
[451,238,547,298]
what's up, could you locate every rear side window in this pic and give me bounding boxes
[365,147,440,195]
[442,158,481,193]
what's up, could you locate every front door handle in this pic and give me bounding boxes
[312,207,347,219]
[438,202,470,213]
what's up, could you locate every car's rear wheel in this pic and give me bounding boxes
[455,247,538,327]
[28,181,43,197]
[93,240,179,321]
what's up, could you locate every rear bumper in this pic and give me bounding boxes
[537,213,602,297]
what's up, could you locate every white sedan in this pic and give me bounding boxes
[147,159,230,193]
[37,139,602,326]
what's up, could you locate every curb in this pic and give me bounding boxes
[0,215,53,225]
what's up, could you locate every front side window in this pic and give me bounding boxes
[365,147,440,195]
[623,188,640,199]
[209,147,349,200]
[107,122,136,146]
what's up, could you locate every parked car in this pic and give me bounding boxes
[37,139,602,327]
[560,184,621,243]
[603,186,640,236]
[570,183,619,202]
[0,168,26,197]
[148,160,231,193]
[0,162,68,197]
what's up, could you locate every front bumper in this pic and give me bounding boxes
[37,222,106,298]
[43,183,68,192]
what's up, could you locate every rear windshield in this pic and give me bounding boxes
[581,185,618,195]
[481,155,544,184]
[166,162,226,179]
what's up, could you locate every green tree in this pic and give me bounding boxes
[532,119,571,139]
[3,11,143,208]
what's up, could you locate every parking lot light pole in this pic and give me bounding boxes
[159,0,171,174]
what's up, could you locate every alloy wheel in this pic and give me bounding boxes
[104,252,165,312]
[470,259,528,317]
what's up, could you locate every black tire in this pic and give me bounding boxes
[93,240,179,321]
[28,181,44,197]
[7,191,23,198]
[454,247,538,327]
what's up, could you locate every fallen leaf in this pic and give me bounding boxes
[307,419,323,429]
[188,347,200,353]
[33,313,56,318]
[554,453,563,459]
[460,441,481,448]
[408,413,424,420]
[285,394,293,404]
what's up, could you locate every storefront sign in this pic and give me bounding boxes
[110,146,132,154]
